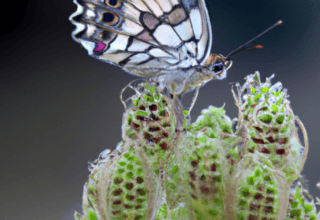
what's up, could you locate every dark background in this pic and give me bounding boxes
[1,0,320,219]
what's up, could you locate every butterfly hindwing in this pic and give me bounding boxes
[70,0,213,77]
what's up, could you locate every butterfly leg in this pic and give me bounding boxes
[186,86,200,120]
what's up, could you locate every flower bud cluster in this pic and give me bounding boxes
[75,73,318,220]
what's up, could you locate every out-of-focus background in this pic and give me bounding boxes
[1,0,319,219]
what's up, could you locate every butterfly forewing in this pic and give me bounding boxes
[70,0,213,77]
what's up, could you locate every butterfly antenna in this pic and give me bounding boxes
[226,20,283,59]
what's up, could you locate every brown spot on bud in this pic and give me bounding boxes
[149,104,158,111]
[125,182,134,190]
[259,186,263,191]
[200,186,210,194]
[143,133,152,140]
[260,148,270,154]
[252,138,266,144]
[149,127,160,132]
[254,126,263,132]
[191,160,198,167]
[279,138,287,144]
[188,171,196,181]
[254,193,264,200]
[136,116,145,121]
[139,106,146,110]
[250,203,261,211]
[136,177,144,184]
[162,131,169,138]
[151,113,160,121]
[276,148,286,155]
[266,136,276,143]
[131,122,140,131]
[113,200,122,205]
[160,142,168,150]
[124,204,133,209]
[210,164,217,172]
[114,177,123,184]
[113,189,123,196]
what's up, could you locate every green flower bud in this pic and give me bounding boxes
[234,72,306,183]
[77,143,161,220]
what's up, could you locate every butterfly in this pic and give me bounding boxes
[69,0,233,94]
[70,0,281,124]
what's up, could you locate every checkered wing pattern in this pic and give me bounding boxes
[70,0,213,77]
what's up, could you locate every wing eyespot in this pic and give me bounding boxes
[101,11,120,26]
[104,0,122,9]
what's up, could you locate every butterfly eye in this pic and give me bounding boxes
[212,63,224,73]
[102,11,120,26]
[104,0,122,8]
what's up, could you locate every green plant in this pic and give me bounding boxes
[74,72,319,220]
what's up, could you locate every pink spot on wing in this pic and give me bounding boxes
[142,13,159,30]
[138,31,154,42]
[94,43,106,55]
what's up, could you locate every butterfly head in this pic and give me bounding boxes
[204,54,233,80]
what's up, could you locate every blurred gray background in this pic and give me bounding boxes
[1,0,320,219]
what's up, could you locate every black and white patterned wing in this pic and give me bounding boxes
[70,0,213,77]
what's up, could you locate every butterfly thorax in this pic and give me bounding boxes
[149,54,230,95]
[150,67,213,95]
